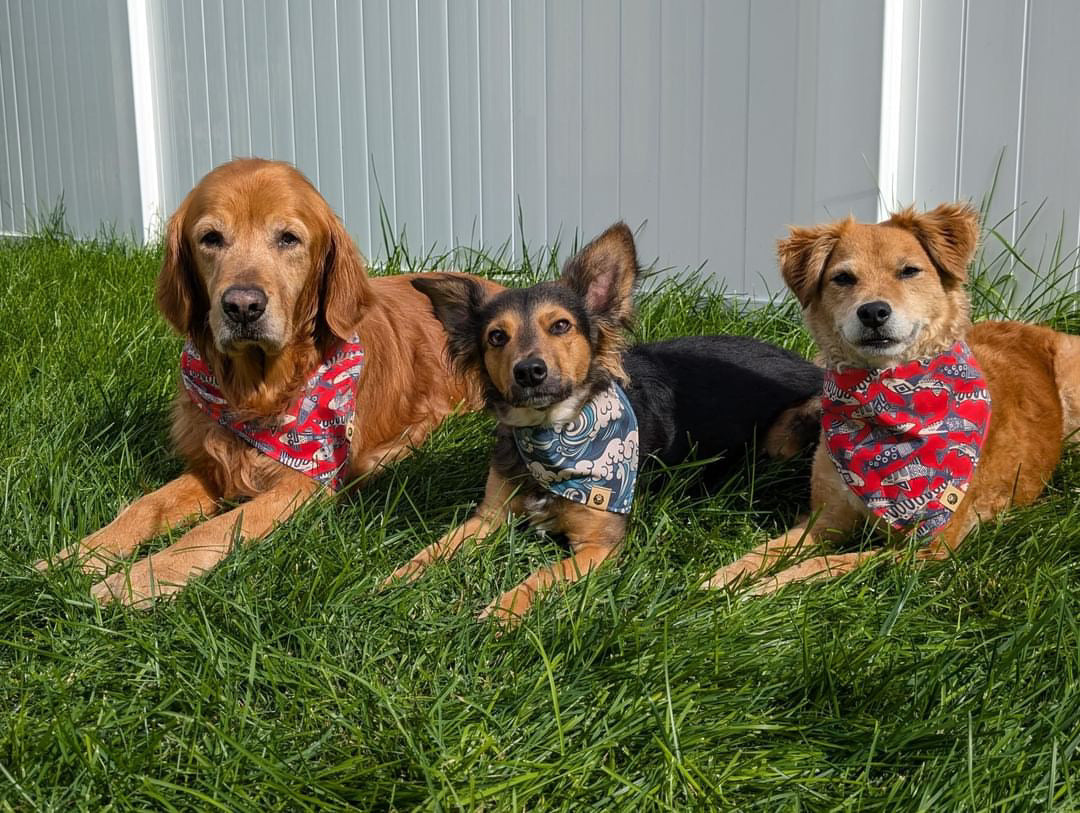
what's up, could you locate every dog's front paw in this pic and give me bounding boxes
[90,559,183,608]
[380,556,431,588]
[35,541,116,577]
[700,559,760,591]
[478,585,535,630]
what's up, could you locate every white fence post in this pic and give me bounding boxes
[126,0,162,242]
[878,0,906,220]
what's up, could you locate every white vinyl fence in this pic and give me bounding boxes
[1,0,1078,298]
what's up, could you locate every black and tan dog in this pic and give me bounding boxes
[383,223,824,625]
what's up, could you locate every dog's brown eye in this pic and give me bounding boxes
[899,265,921,279]
[832,271,856,286]
[278,231,301,248]
[550,319,571,335]
[487,329,508,347]
[200,230,224,249]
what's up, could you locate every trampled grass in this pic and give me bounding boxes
[2,219,1080,810]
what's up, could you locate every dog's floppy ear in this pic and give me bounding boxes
[777,219,850,308]
[560,222,639,329]
[156,197,203,334]
[321,214,375,339]
[411,274,488,373]
[887,202,980,285]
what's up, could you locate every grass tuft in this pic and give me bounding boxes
[1,214,1079,809]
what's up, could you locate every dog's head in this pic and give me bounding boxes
[157,158,371,357]
[411,223,640,426]
[779,202,980,369]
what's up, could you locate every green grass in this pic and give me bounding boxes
[2,218,1080,811]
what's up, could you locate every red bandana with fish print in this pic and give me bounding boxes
[821,341,991,538]
[180,339,365,490]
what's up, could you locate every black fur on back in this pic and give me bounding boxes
[491,334,824,492]
[623,335,823,467]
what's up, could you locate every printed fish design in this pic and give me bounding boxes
[866,440,922,469]
[328,391,353,412]
[840,468,866,489]
[920,416,981,435]
[881,377,949,396]
[183,375,229,405]
[950,442,980,461]
[955,387,991,404]
[880,462,938,491]
[311,442,337,463]
[333,369,359,385]
[937,362,982,380]
[286,429,325,445]
[862,422,918,443]
[852,394,895,419]
[865,497,894,513]
[294,393,320,425]
[276,450,318,471]
[830,418,866,436]
[823,378,861,405]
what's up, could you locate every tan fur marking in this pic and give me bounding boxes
[483,310,523,397]
[531,305,591,388]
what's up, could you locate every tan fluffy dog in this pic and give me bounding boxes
[37,158,500,605]
[705,202,1080,593]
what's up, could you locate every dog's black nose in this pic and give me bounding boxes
[513,357,548,387]
[856,300,892,328]
[222,285,268,325]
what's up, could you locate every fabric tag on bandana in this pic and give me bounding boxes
[180,338,365,490]
[821,340,991,538]
[512,383,640,514]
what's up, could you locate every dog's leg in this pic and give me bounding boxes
[479,504,625,628]
[746,550,881,595]
[701,521,819,590]
[36,472,222,576]
[704,444,865,590]
[90,472,319,607]
[757,494,986,594]
[382,468,516,585]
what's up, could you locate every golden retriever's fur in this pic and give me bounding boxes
[37,158,500,605]
[705,202,1080,592]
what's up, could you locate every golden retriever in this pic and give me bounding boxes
[705,202,1080,593]
[37,158,500,605]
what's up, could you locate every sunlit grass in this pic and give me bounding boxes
[1,208,1079,809]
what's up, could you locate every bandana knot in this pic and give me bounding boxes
[180,339,365,490]
[822,341,991,538]
[513,382,640,513]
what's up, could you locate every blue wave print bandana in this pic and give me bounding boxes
[512,383,640,514]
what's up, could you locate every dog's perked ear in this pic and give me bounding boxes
[777,218,851,307]
[320,214,375,340]
[560,222,640,328]
[411,275,489,374]
[156,195,205,335]
[887,202,980,286]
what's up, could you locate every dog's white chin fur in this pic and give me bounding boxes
[837,320,924,369]
[496,389,591,430]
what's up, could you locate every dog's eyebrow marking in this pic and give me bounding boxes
[535,304,573,328]
[829,261,855,274]
[193,215,226,233]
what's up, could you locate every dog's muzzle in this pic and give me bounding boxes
[222,285,268,326]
